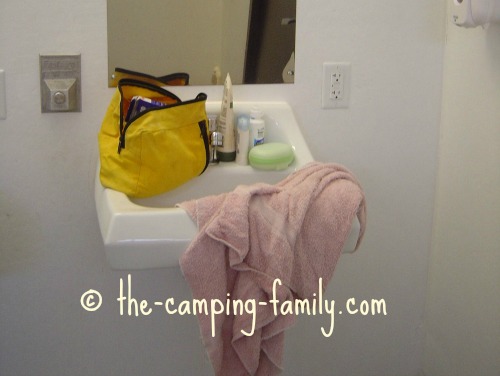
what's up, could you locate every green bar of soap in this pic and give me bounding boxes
[249,142,295,170]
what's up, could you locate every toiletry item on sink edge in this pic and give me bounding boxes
[249,106,265,149]
[249,142,295,170]
[235,116,250,165]
[216,73,236,161]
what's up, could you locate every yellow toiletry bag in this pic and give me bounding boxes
[98,78,209,198]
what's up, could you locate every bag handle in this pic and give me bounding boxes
[110,67,190,87]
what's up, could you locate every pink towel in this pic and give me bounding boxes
[179,162,366,375]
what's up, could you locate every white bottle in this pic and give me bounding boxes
[249,107,265,149]
[217,73,236,161]
[235,116,250,165]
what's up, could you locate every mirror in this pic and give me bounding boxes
[107,0,296,86]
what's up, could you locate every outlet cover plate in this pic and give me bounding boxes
[0,69,6,119]
[322,62,351,109]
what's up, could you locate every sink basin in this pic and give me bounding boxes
[95,101,359,269]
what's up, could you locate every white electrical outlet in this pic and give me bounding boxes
[0,69,6,120]
[322,62,351,109]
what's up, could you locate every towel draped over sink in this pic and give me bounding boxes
[178,162,366,376]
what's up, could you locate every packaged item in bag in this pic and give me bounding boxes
[125,96,168,122]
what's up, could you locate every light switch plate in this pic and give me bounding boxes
[40,54,81,113]
[0,69,6,120]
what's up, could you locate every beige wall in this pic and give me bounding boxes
[107,0,249,85]
[423,2,500,374]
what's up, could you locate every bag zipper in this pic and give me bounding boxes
[198,120,210,174]
[117,79,182,153]
[117,90,208,154]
